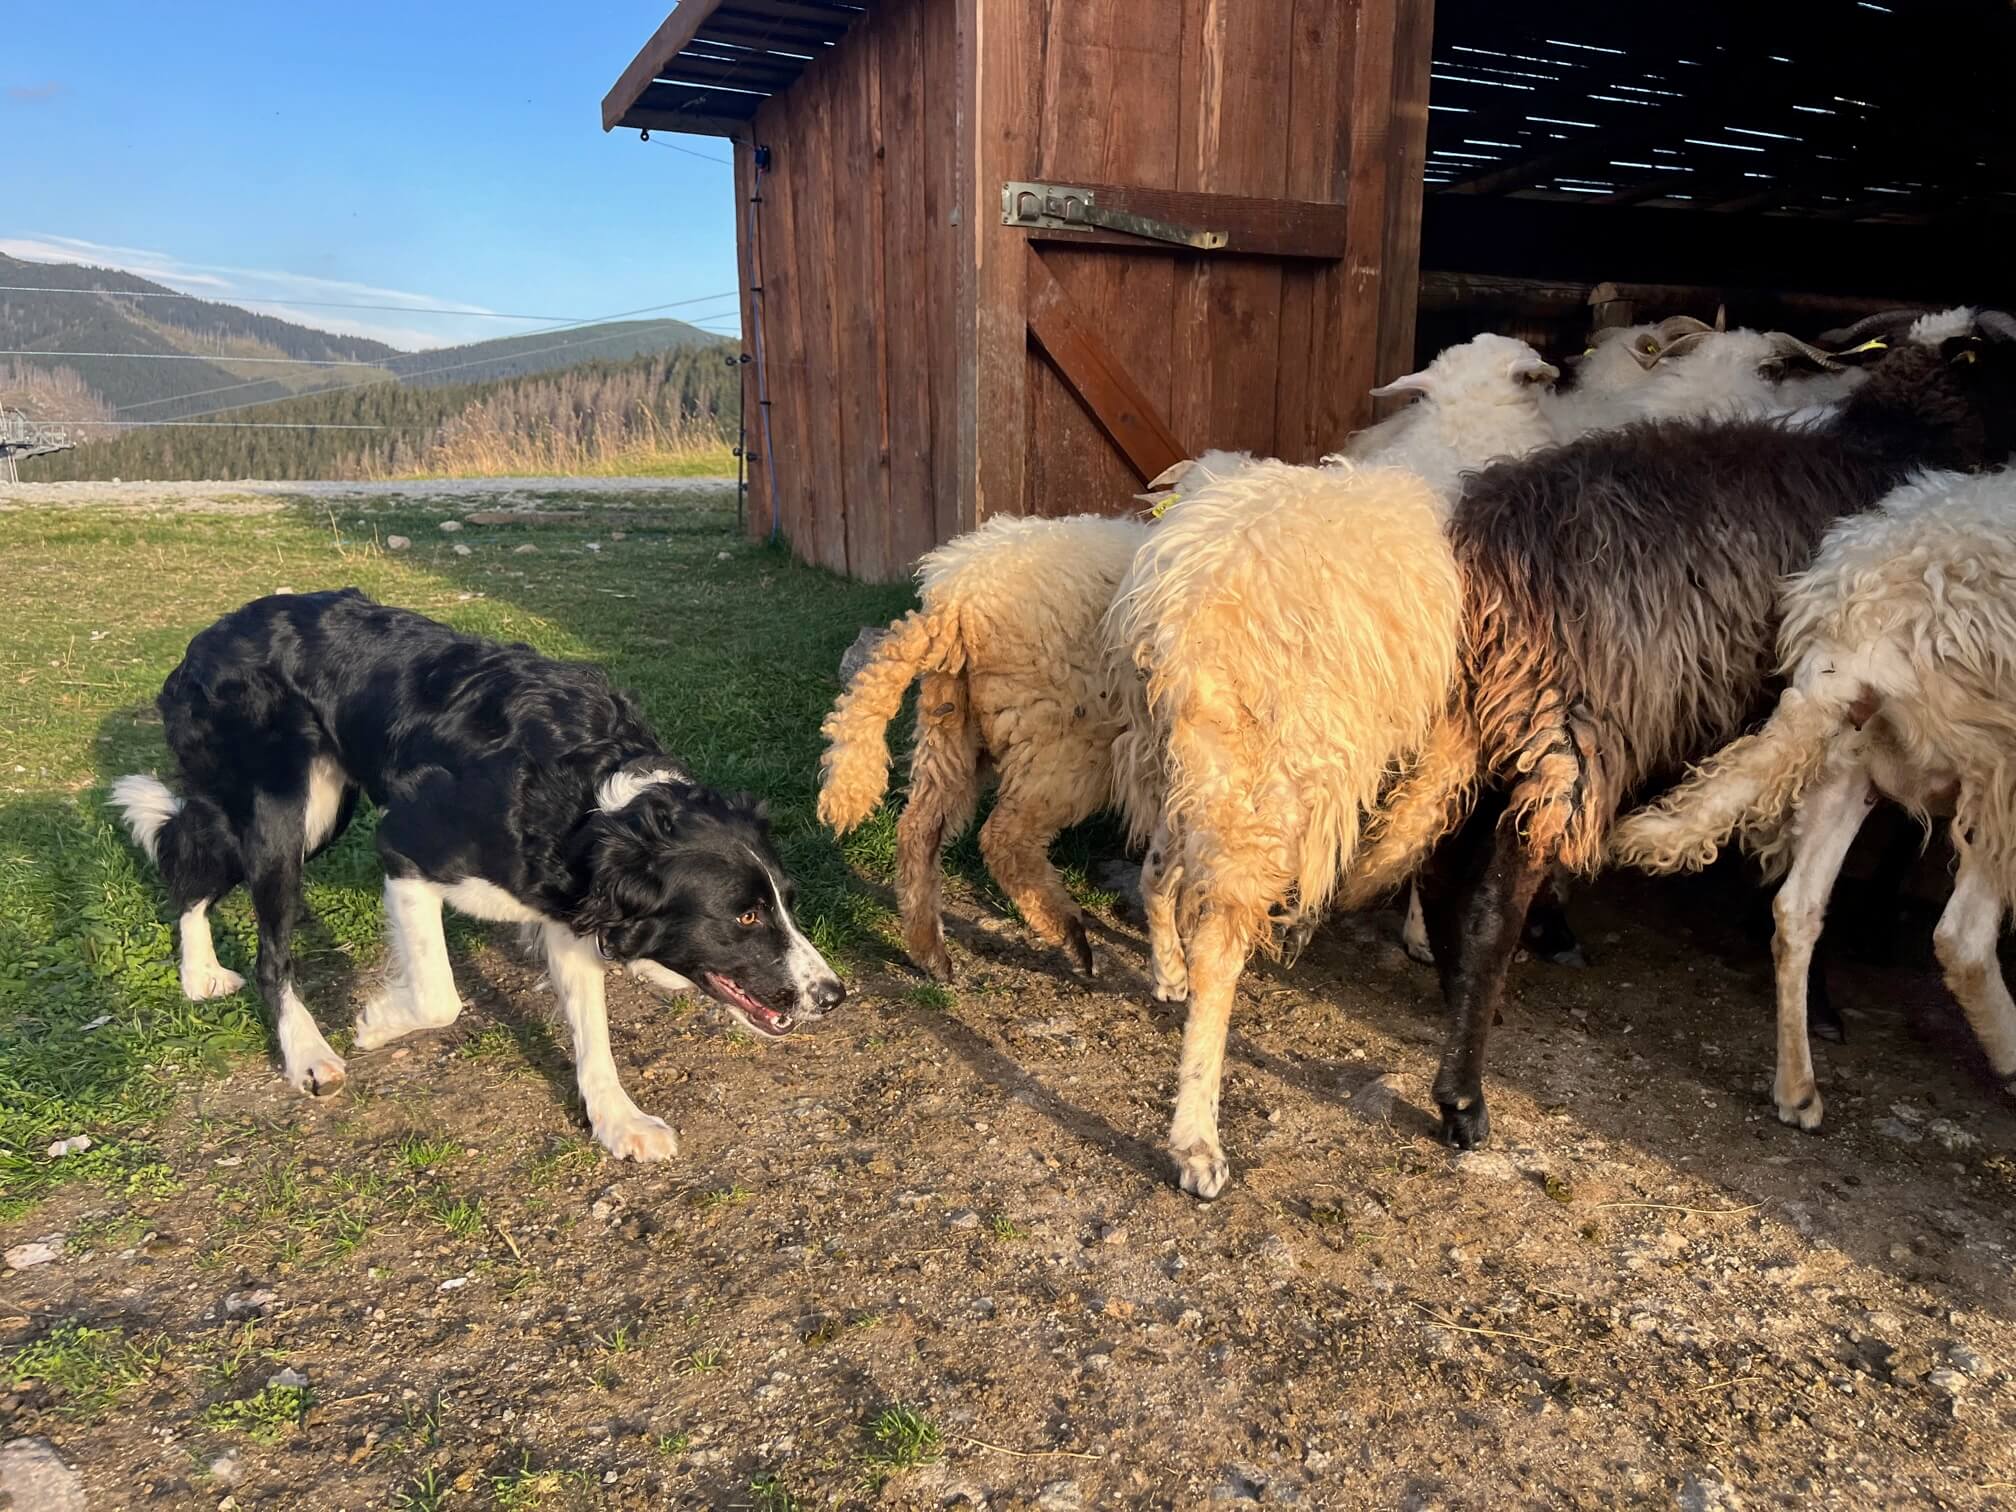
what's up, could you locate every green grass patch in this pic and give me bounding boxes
[202,1380,312,1443]
[862,1403,943,1469]
[0,490,914,1216]
[5,1320,162,1421]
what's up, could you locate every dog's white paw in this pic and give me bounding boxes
[596,1110,680,1163]
[1774,1081,1824,1132]
[1172,1138,1230,1201]
[351,990,461,1051]
[181,963,245,1001]
[286,1053,347,1098]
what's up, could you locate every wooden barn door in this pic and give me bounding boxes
[964,0,1433,526]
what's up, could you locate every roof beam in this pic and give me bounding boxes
[603,1,733,132]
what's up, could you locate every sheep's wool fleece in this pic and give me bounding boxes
[1106,460,1462,931]
[919,511,1148,796]
[1778,468,2016,890]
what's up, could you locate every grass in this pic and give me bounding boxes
[423,1191,488,1239]
[748,1473,803,1512]
[862,1404,942,1470]
[0,487,916,1215]
[490,1452,595,1508]
[5,1321,162,1421]
[393,1468,452,1512]
[395,1133,463,1171]
[202,1380,312,1443]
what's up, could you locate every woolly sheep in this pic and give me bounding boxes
[1341,307,2016,1152]
[1611,465,2016,1130]
[1104,459,1463,1199]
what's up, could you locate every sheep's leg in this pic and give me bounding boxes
[1932,839,2016,1093]
[1769,764,1873,1131]
[979,788,1095,977]
[1167,909,1252,1200]
[1522,872,1586,967]
[1400,883,1434,964]
[1429,808,1549,1151]
[895,672,980,983]
[1140,817,1189,1002]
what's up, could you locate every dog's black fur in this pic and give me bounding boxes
[129,589,842,1083]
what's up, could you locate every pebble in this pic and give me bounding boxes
[386,535,411,551]
[585,542,602,553]
[513,543,539,555]
[266,1367,309,1390]
[1678,1470,1742,1511]
[1947,1342,1987,1377]
[947,1209,981,1229]
[1927,1367,1966,1397]
[438,520,462,532]
[1211,1467,1265,1503]
[1453,1151,1518,1182]
[0,1439,85,1512]
[209,1451,241,1486]
[1874,1118,1922,1145]
[1347,1073,1405,1123]
[1036,1481,1083,1511]
[452,544,472,557]
[44,1135,92,1158]
[224,1288,278,1317]
[439,1276,471,1292]
[5,1236,64,1270]
[716,550,732,560]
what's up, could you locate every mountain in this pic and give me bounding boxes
[0,254,725,422]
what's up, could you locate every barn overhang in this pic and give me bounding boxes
[602,0,868,139]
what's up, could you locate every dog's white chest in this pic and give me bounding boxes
[440,877,548,924]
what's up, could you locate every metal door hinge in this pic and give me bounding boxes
[1000,181,1227,250]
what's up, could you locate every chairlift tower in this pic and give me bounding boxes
[0,408,73,483]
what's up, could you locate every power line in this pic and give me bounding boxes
[103,293,743,416]
[0,285,591,322]
[29,419,426,430]
[1,349,386,366]
[648,136,734,167]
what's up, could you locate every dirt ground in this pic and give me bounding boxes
[7,849,2016,1509]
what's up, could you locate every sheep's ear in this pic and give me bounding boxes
[1507,354,1560,388]
[1369,368,1434,399]
[1714,304,1728,332]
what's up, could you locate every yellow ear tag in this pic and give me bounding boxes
[1582,347,1595,357]
[1959,348,1979,364]
[1842,338,1888,354]
[1149,492,1179,519]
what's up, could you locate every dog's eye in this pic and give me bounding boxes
[737,908,760,928]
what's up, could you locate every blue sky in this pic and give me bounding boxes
[2,2,742,350]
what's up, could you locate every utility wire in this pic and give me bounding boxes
[1,349,387,366]
[97,293,742,417]
[28,419,430,430]
[648,136,734,167]
[0,285,591,322]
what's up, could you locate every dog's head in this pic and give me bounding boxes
[572,777,845,1037]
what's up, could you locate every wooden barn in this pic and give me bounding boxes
[605,0,2016,582]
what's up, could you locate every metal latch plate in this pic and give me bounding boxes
[1001,181,1228,250]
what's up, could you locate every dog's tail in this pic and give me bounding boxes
[817,606,960,834]
[1338,702,1482,908]
[111,773,238,904]
[1610,687,1848,877]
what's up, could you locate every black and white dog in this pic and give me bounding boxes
[112,589,845,1161]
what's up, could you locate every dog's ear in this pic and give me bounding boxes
[572,813,677,943]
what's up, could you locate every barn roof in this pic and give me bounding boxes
[601,0,866,137]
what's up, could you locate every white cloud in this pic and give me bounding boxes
[1,233,509,349]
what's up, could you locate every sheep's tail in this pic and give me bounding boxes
[1337,702,1481,907]
[1610,687,1847,876]
[816,607,958,834]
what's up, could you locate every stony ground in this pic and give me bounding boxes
[4,486,2015,1509]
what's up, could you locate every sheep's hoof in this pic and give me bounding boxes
[1280,918,1318,969]
[1775,1085,1825,1131]
[1403,937,1436,967]
[911,944,954,984]
[1063,917,1097,979]
[1435,1093,1491,1150]
[1172,1140,1230,1201]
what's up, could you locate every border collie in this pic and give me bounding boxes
[111,589,845,1161]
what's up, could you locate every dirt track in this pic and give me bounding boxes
[7,858,2015,1508]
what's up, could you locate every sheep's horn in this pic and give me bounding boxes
[1714,303,1728,332]
[1975,309,2016,344]
[1144,459,1195,491]
[1818,309,1923,348]
[1650,329,1715,363]
[1764,330,1844,370]
[1654,315,1715,341]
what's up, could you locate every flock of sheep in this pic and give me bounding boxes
[818,303,2016,1200]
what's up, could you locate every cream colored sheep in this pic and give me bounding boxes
[1611,466,2016,1130]
[818,512,1146,979]
[1105,459,1463,1198]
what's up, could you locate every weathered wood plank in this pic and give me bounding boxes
[828,23,893,581]
[629,81,767,123]
[877,0,936,574]
[753,87,812,556]
[969,0,1039,525]
[603,0,734,130]
[1025,248,1189,485]
[1273,0,1349,461]
[1373,0,1434,394]
[1336,0,1399,439]
[613,108,755,138]
[732,140,767,540]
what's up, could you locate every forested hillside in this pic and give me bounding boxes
[21,346,742,481]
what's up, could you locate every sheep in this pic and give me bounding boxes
[1104,459,1463,1198]
[1549,320,1858,439]
[818,333,1562,983]
[1611,461,2016,1130]
[1337,307,2016,1152]
[817,511,1147,980]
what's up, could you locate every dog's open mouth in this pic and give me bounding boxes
[703,973,794,1037]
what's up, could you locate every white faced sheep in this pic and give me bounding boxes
[1105,460,1464,1199]
[1611,457,2016,1130]
[817,332,1561,985]
[1339,307,2016,1153]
